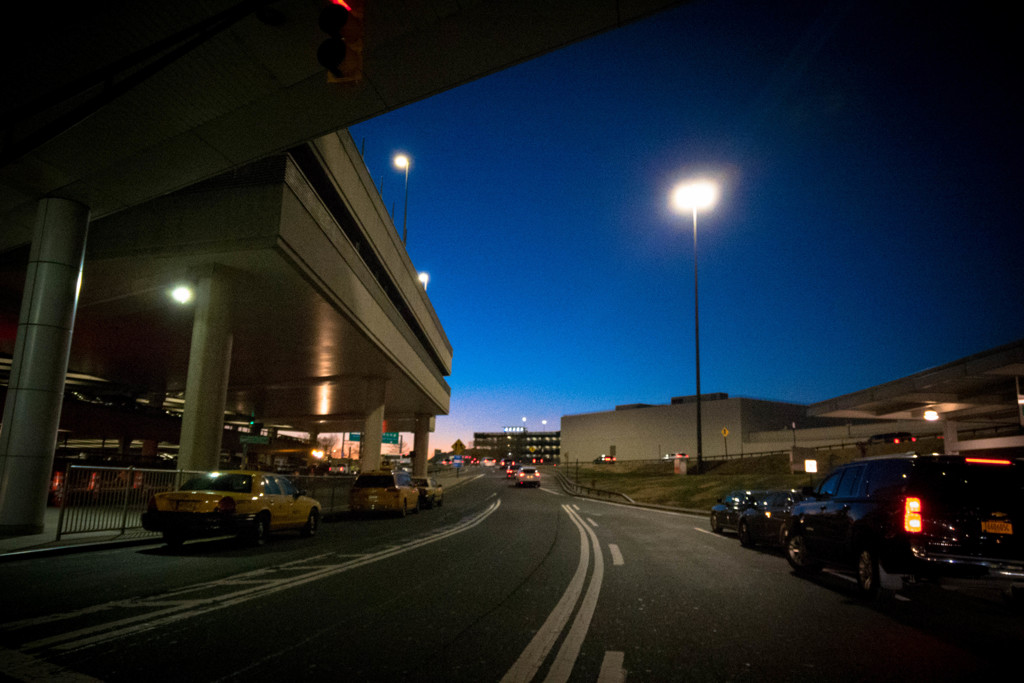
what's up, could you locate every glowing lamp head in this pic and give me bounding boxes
[672,181,718,212]
[170,286,193,304]
[393,154,410,170]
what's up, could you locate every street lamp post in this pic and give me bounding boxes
[393,153,411,244]
[672,180,718,475]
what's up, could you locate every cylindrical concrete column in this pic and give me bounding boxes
[0,198,90,535]
[413,415,432,477]
[360,381,386,471]
[177,266,233,473]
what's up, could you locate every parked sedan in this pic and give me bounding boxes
[142,470,321,547]
[709,490,767,534]
[737,489,804,547]
[412,476,444,509]
[349,469,420,517]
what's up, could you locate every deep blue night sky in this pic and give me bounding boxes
[350,0,1023,452]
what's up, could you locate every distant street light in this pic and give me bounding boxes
[418,272,429,290]
[672,179,719,475]
[393,153,411,244]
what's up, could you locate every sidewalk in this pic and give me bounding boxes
[0,507,162,561]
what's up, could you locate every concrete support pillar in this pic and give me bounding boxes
[178,266,233,473]
[942,420,959,454]
[413,415,432,477]
[0,198,90,535]
[360,381,386,471]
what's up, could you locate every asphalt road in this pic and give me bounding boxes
[1,470,1021,682]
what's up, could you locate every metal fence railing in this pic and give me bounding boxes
[54,465,188,541]
[52,466,355,541]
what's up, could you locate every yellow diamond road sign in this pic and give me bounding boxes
[452,439,466,454]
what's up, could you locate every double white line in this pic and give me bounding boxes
[501,504,605,683]
[7,500,502,654]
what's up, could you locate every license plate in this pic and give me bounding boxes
[982,520,1013,535]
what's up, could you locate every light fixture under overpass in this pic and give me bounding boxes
[170,285,193,304]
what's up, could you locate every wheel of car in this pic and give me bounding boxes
[710,512,722,534]
[856,546,881,598]
[738,520,753,547]
[301,508,320,537]
[785,531,820,574]
[248,514,270,546]
[163,531,184,549]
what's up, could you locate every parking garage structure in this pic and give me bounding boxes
[0,131,451,535]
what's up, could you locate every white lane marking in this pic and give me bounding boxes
[0,645,102,682]
[572,504,581,511]
[608,544,624,566]
[587,518,599,528]
[500,505,591,683]
[8,500,502,653]
[597,651,626,683]
[544,505,605,683]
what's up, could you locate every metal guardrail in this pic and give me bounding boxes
[52,465,354,541]
[552,469,635,504]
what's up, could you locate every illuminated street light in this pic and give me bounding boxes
[671,179,719,475]
[170,285,193,304]
[393,153,411,244]
[418,272,429,290]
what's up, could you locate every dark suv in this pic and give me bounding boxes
[786,453,1023,598]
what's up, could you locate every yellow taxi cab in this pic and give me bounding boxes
[142,470,321,547]
[349,469,420,517]
[411,476,444,509]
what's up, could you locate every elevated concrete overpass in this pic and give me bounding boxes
[0,0,688,534]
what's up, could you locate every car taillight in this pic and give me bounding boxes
[904,497,923,533]
[217,496,236,514]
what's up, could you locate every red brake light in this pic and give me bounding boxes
[217,496,236,514]
[904,497,923,533]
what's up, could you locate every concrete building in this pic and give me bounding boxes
[474,428,561,463]
[562,339,1024,465]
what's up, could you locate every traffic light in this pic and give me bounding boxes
[317,1,364,83]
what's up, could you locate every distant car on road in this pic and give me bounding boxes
[504,462,519,478]
[412,476,444,509]
[867,432,916,445]
[737,489,804,547]
[142,470,320,548]
[786,453,1024,599]
[710,490,767,534]
[515,467,541,488]
[593,455,616,464]
[662,453,688,460]
[349,469,420,517]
